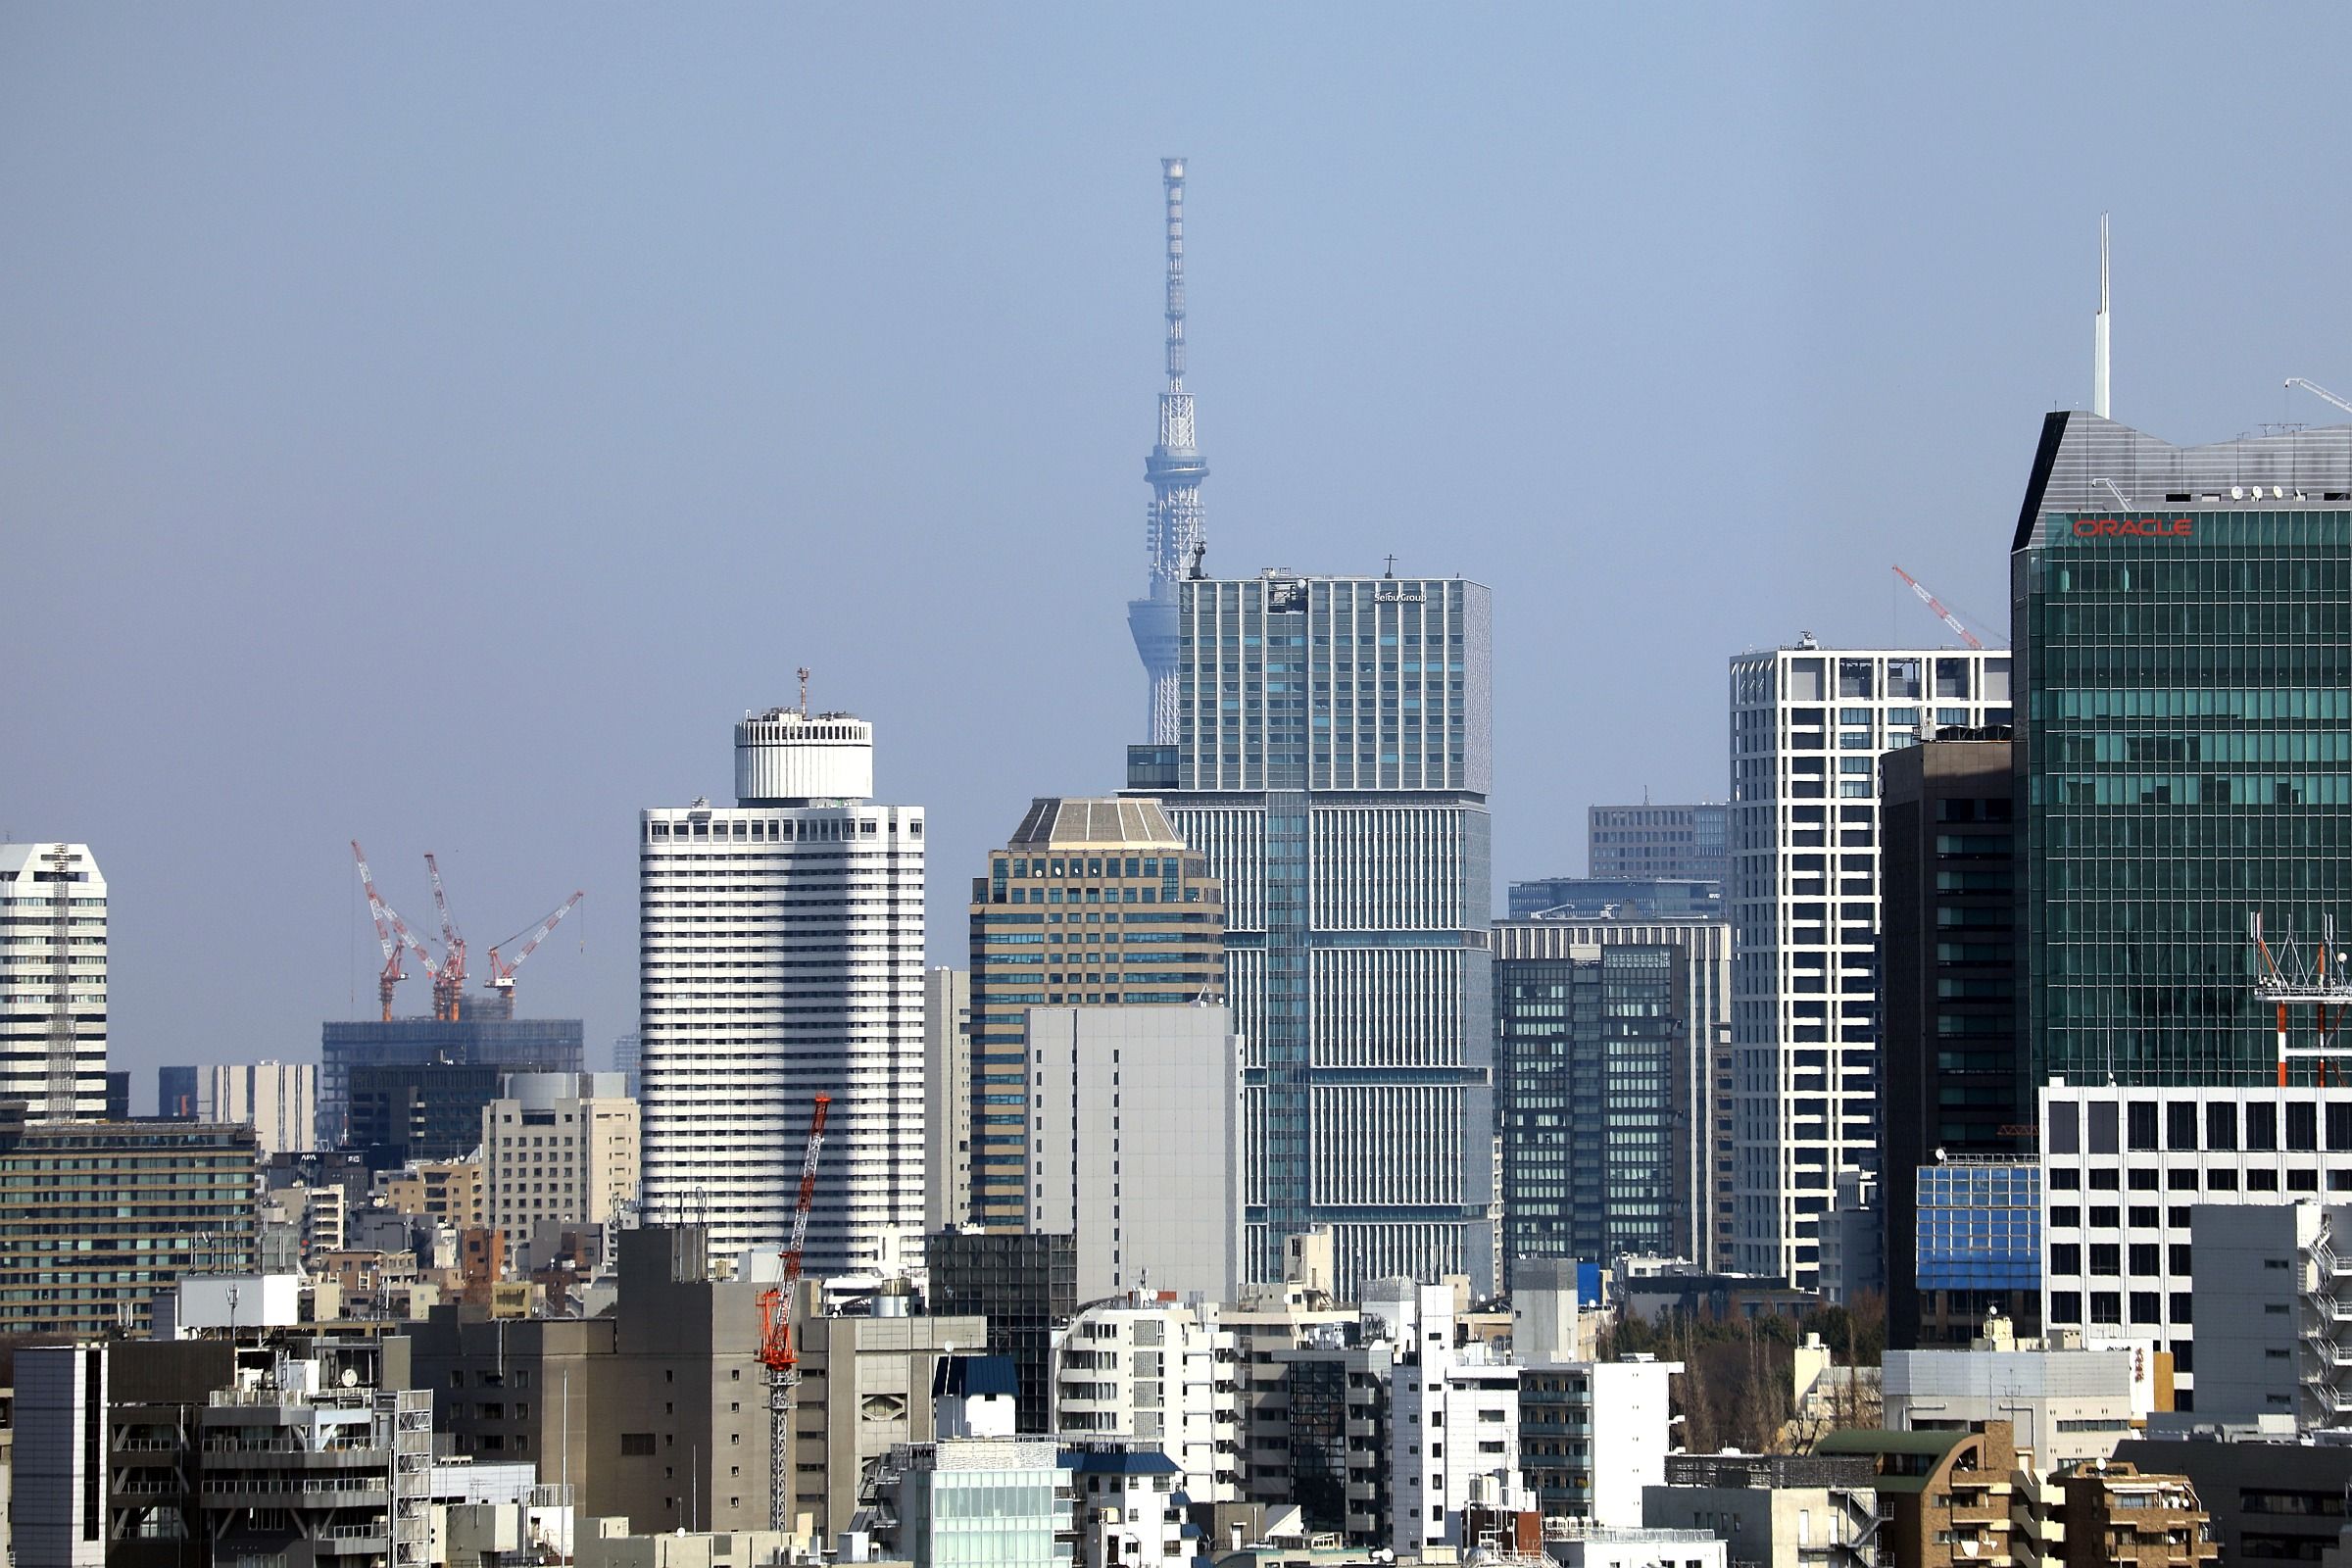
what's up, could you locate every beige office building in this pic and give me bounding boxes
[482,1072,639,1238]
[966,797,1224,1228]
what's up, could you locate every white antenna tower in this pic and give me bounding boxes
[1127,157,1209,744]
[2093,213,2111,418]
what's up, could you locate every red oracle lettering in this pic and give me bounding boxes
[2072,516,2195,539]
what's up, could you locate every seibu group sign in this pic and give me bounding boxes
[2073,516,2195,539]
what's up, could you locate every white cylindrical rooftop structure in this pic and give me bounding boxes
[735,709,874,804]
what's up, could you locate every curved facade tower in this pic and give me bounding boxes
[1128,157,1208,743]
[641,708,925,1279]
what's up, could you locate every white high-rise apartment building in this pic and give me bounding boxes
[1728,642,2008,1287]
[640,708,925,1278]
[197,1061,317,1157]
[0,844,108,1121]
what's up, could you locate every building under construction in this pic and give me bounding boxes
[318,1015,582,1152]
[326,843,587,1149]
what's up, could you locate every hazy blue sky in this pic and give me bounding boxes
[9,7,2352,1102]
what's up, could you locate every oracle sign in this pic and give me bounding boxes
[2073,516,2194,539]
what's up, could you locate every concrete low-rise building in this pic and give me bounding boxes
[411,1225,770,1536]
[1815,1423,2023,1568]
[2057,1459,2217,1566]
[789,1298,992,1542]
[1544,1520,1728,1568]
[1063,1441,1191,1568]
[2188,1200,2352,1432]
[1520,1358,1677,1528]
[19,1337,430,1568]
[1645,1453,1878,1568]
[1882,1313,2147,1467]
[575,1517,808,1568]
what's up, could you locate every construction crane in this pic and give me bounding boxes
[2287,377,2352,417]
[1891,564,1987,651]
[758,1094,832,1533]
[483,892,585,1018]
[422,853,466,1021]
[352,841,432,1022]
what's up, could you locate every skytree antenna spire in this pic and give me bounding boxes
[1129,156,1209,743]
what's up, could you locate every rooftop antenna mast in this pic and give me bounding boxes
[2093,213,2111,418]
[1128,157,1209,744]
[797,665,811,718]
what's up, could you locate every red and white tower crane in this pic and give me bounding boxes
[422,853,467,1021]
[1890,564,1988,651]
[758,1094,832,1532]
[352,841,432,1022]
[483,892,585,1019]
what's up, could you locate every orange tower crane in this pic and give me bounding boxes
[758,1094,832,1531]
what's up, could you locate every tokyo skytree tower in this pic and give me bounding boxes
[1126,157,1208,744]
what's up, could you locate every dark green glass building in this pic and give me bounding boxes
[1494,941,1684,1283]
[2013,412,2352,1086]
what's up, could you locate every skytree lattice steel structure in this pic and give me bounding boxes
[1128,157,1208,744]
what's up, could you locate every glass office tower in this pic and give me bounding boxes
[1127,569,1494,1293]
[1493,943,1682,1284]
[2013,412,2352,1086]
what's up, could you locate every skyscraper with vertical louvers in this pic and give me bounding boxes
[640,708,925,1278]
[1126,568,1494,1293]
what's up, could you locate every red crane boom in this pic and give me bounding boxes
[422,852,466,1020]
[758,1094,832,1530]
[485,891,585,1015]
[352,841,429,1022]
[1891,564,1985,651]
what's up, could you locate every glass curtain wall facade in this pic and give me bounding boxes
[1878,735,2032,1347]
[1912,1159,2040,1345]
[1494,945,1682,1285]
[2013,413,2352,1086]
[1127,571,1494,1294]
[1494,918,1733,1269]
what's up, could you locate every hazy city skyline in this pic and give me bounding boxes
[10,6,2352,1090]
